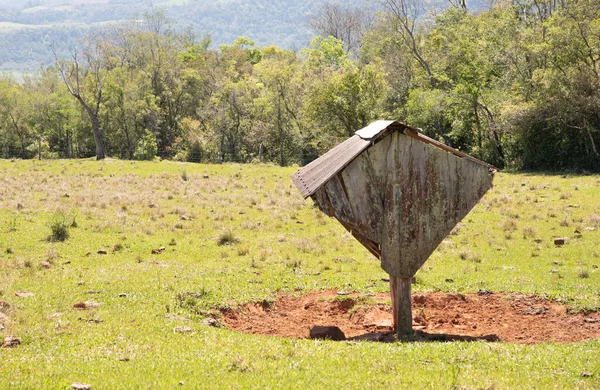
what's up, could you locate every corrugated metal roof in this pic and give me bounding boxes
[292,121,494,198]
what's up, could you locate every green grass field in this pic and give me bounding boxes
[1,159,599,389]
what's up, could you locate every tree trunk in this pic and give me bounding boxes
[90,113,106,160]
[390,276,413,336]
[78,98,105,160]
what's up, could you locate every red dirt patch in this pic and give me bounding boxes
[221,290,600,344]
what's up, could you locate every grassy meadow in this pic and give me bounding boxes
[0,158,599,389]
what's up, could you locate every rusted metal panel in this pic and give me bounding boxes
[292,121,493,199]
[291,135,370,198]
[324,174,355,226]
[340,152,383,243]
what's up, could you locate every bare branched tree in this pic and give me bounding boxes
[310,2,374,57]
[53,38,107,160]
[379,0,435,87]
[448,0,467,10]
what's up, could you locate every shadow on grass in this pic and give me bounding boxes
[347,331,500,343]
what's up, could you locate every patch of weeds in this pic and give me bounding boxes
[522,226,537,239]
[45,250,58,262]
[6,218,17,232]
[228,356,252,373]
[458,250,482,263]
[502,218,518,232]
[176,289,213,314]
[181,169,189,182]
[589,214,600,228]
[47,210,77,242]
[577,268,590,279]
[112,243,124,253]
[285,259,302,270]
[334,257,355,263]
[567,304,600,315]
[217,230,239,246]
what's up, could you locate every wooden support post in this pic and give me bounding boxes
[390,276,413,336]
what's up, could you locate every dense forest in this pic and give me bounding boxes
[0,0,599,171]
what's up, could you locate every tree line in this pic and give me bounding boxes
[0,1,599,171]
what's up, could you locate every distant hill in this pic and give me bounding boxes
[0,0,348,73]
[0,0,486,73]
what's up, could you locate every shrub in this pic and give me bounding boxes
[134,130,158,161]
[217,230,239,246]
[47,211,76,242]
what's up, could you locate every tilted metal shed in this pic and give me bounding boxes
[292,120,495,336]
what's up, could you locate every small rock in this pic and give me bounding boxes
[549,269,559,274]
[15,291,35,297]
[63,193,70,198]
[371,319,393,328]
[151,247,166,254]
[118,293,128,298]
[181,215,193,221]
[71,383,92,390]
[16,203,24,209]
[554,238,566,246]
[584,318,600,323]
[584,227,596,232]
[0,312,9,323]
[2,336,20,348]
[119,357,130,362]
[49,312,62,319]
[581,372,594,378]
[592,265,598,269]
[309,326,345,341]
[445,278,454,283]
[477,289,493,295]
[40,261,51,269]
[381,277,390,282]
[202,175,209,179]
[336,291,349,296]
[77,281,85,286]
[179,381,185,385]
[97,250,107,255]
[174,326,193,333]
[73,301,102,310]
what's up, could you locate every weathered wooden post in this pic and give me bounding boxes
[291,121,494,337]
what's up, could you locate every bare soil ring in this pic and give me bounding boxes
[222,290,600,344]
